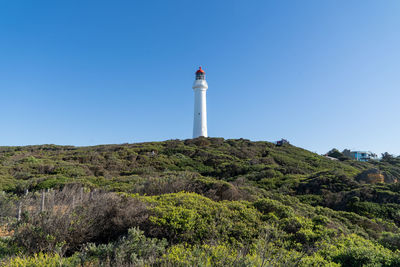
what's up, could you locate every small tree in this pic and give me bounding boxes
[326,149,343,159]
[381,152,394,161]
[342,149,351,157]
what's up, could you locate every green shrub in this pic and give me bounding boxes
[145,192,262,246]
[321,234,399,266]
[254,198,294,219]
[81,227,166,266]
[163,243,253,267]
[379,232,400,251]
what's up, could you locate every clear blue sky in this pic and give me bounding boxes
[0,1,399,155]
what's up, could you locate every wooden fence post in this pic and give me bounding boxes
[40,190,45,212]
[80,187,83,202]
[17,201,22,221]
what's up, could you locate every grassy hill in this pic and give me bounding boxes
[2,138,400,266]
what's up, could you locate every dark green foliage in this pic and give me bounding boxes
[327,149,344,159]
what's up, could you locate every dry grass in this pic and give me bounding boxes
[0,225,13,237]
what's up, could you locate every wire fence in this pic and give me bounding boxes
[0,186,99,224]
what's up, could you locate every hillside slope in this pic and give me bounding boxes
[2,138,400,266]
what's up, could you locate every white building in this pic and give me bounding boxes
[192,67,208,138]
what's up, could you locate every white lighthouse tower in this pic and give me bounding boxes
[192,67,208,138]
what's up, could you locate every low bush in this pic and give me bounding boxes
[144,192,262,246]
[81,227,167,266]
[12,186,148,254]
[320,234,400,266]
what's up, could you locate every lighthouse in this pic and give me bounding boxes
[192,67,208,138]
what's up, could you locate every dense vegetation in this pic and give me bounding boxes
[1,137,400,266]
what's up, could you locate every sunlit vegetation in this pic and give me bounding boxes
[1,137,400,266]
